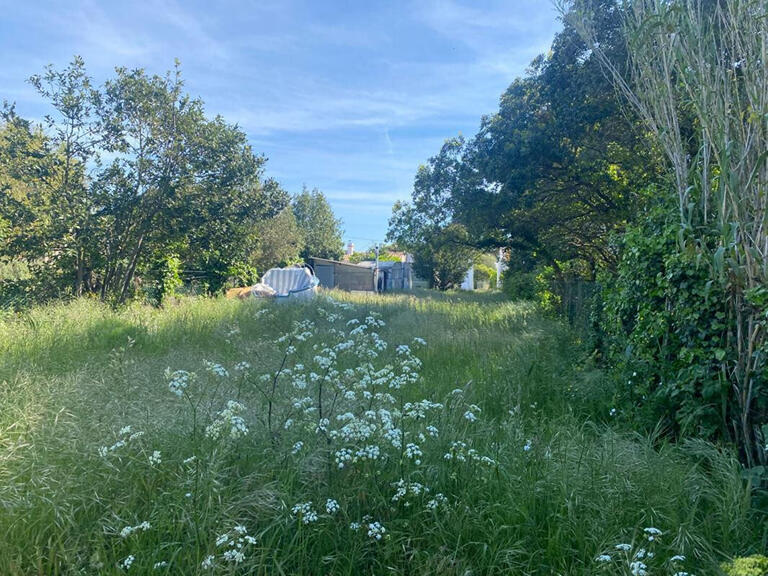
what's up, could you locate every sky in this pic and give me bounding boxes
[0,0,562,249]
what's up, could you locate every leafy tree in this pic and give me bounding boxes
[388,196,473,290]
[0,58,283,303]
[251,206,303,272]
[292,186,343,260]
[389,0,663,298]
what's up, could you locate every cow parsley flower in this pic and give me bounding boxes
[291,502,318,524]
[222,549,244,563]
[206,401,249,440]
[426,493,447,510]
[120,555,135,570]
[166,369,192,397]
[596,554,612,562]
[203,360,229,378]
[643,527,662,541]
[201,555,214,569]
[325,499,340,514]
[464,410,478,422]
[404,443,422,464]
[149,451,162,465]
[291,441,304,455]
[367,521,386,540]
[670,555,686,563]
[615,543,632,551]
[153,561,167,569]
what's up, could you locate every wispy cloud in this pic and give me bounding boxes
[0,0,561,243]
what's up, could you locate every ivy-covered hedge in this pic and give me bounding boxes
[599,202,764,448]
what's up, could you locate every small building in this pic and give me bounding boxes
[308,257,412,292]
[356,260,413,292]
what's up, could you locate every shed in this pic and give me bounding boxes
[308,257,413,292]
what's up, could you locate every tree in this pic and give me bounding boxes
[0,57,283,302]
[387,196,474,290]
[570,0,768,465]
[292,186,343,260]
[251,206,303,272]
[389,0,663,296]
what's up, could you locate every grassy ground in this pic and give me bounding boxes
[0,291,762,575]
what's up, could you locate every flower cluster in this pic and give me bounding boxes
[119,520,150,538]
[98,425,144,457]
[209,525,257,567]
[205,401,249,441]
[595,527,692,576]
[165,369,193,397]
[291,502,319,524]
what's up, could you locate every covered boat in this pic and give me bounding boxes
[261,266,319,301]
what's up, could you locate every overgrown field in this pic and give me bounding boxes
[0,292,763,574]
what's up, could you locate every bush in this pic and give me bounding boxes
[599,202,738,441]
[473,263,496,289]
[502,266,561,315]
[722,555,768,576]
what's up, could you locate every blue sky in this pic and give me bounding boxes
[0,0,561,248]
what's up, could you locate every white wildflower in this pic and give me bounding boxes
[426,493,447,510]
[166,369,192,397]
[149,450,162,465]
[120,555,135,570]
[404,443,423,464]
[670,555,686,563]
[203,360,229,378]
[206,401,249,440]
[367,521,386,541]
[201,555,214,569]
[523,439,532,452]
[325,499,340,514]
[596,554,612,562]
[222,549,245,563]
[291,502,318,524]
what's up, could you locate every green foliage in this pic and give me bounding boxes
[292,187,344,261]
[600,201,740,441]
[721,555,768,576]
[473,263,496,289]
[250,206,303,272]
[409,223,474,290]
[347,247,402,264]
[141,254,183,306]
[387,143,476,290]
[570,0,768,465]
[0,294,761,574]
[0,58,282,304]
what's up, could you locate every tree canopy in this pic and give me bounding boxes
[0,58,344,304]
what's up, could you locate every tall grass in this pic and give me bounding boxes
[0,292,762,574]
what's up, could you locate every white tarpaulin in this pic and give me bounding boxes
[261,267,319,300]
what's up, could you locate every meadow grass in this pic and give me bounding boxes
[0,291,763,575]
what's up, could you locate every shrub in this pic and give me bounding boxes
[721,555,768,576]
[599,202,751,444]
